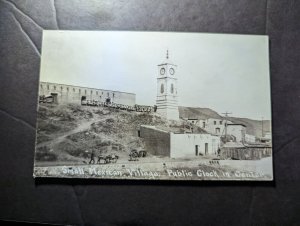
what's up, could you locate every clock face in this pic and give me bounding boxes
[169,68,175,75]
[160,68,165,75]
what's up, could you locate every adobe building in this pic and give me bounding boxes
[139,125,220,158]
[39,81,136,106]
[187,117,233,136]
[226,123,246,143]
[186,117,252,144]
[156,51,179,120]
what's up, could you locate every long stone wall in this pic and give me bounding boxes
[39,82,136,106]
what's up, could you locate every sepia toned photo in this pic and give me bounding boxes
[34,31,272,181]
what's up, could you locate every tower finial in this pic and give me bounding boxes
[166,49,169,60]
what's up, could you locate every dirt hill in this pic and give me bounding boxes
[35,104,206,163]
[179,106,223,119]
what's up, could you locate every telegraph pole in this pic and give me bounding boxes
[222,111,232,143]
[261,117,264,138]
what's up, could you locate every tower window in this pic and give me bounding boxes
[73,88,75,92]
[160,84,164,94]
[54,86,56,90]
[171,84,174,94]
[91,90,93,94]
[47,85,49,90]
[61,86,63,91]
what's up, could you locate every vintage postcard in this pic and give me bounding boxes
[34,31,273,181]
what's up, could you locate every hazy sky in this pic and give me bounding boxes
[40,31,271,120]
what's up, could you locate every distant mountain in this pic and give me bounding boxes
[179,106,271,137]
[227,117,271,138]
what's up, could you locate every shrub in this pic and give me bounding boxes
[35,146,57,161]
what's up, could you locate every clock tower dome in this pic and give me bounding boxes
[156,50,179,120]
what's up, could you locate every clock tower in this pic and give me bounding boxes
[156,50,179,120]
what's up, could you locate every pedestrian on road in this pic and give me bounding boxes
[89,150,95,164]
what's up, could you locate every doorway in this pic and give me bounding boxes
[50,93,58,104]
[205,143,208,155]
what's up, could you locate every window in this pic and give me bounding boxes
[91,90,93,94]
[113,93,115,98]
[96,91,98,95]
[54,86,56,90]
[171,84,174,94]
[85,90,87,94]
[160,84,164,93]
[67,87,69,92]
[79,89,81,93]
[214,121,216,125]
[73,88,75,92]
[220,121,223,125]
[215,128,220,134]
[107,92,109,97]
[47,85,49,90]
[203,122,206,128]
[61,86,63,91]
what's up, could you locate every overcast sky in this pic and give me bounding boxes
[40,31,271,120]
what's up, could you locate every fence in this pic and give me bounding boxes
[220,146,272,160]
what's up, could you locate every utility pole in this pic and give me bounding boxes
[222,111,232,143]
[261,117,264,138]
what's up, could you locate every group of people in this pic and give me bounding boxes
[81,99,157,113]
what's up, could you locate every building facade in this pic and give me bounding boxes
[140,125,220,158]
[245,134,256,143]
[39,82,136,106]
[186,118,233,136]
[226,124,246,143]
[156,51,179,120]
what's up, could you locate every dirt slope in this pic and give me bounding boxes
[35,104,206,163]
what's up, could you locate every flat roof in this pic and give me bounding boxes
[227,123,246,127]
[40,81,136,95]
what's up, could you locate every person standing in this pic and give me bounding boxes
[89,150,95,164]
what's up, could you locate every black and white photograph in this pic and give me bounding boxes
[34,31,272,180]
